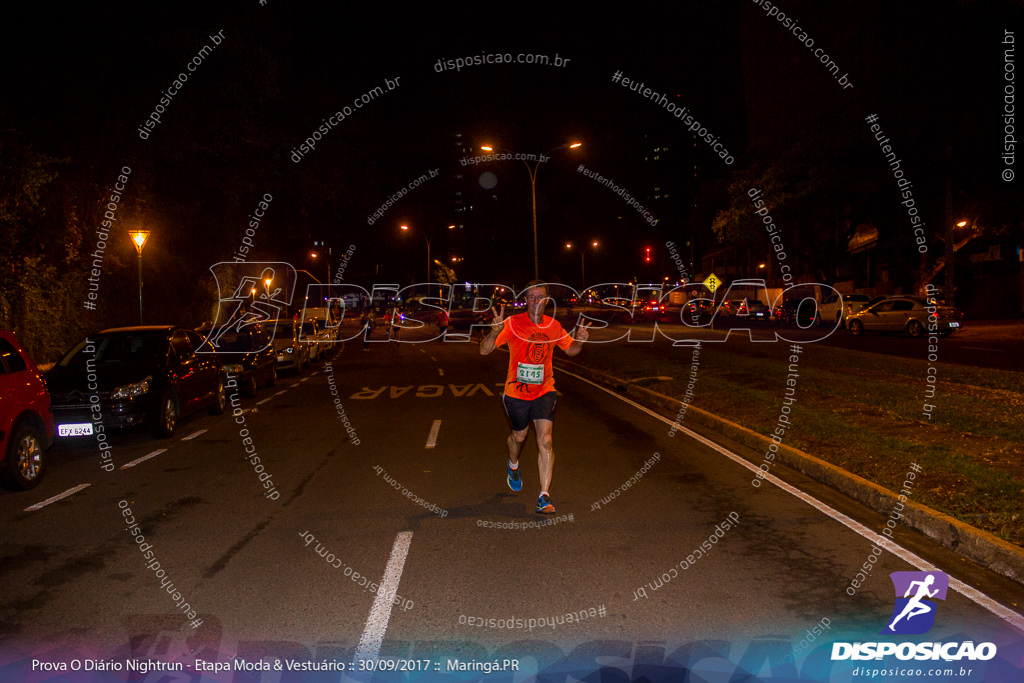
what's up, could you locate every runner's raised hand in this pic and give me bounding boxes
[490,305,506,332]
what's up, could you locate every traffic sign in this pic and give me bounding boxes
[702,273,721,293]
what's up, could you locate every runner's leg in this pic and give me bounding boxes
[534,418,554,493]
[507,428,527,467]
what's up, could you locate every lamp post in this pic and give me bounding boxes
[310,250,331,284]
[401,224,455,297]
[128,230,150,325]
[565,240,598,287]
[480,142,582,279]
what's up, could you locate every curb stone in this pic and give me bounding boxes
[555,357,1024,586]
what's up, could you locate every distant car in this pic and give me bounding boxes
[846,297,963,337]
[46,326,226,439]
[819,293,871,328]
[734,298,771,321]
[195,323,277,398]
[683,298,715,317]
[268,319,310,371]
[0,330,55,490]
[638,300,666,322]
[774,297,818,327]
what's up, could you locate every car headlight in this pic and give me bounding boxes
[285,346,295,354]
[111,376,152,400]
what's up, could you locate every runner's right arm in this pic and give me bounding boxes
[479,306,505,355]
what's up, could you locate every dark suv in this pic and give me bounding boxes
[196,323,277,397]
[0,330,55,489]
[46,326,226,439]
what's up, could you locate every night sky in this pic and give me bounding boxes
[2,0,1021,323]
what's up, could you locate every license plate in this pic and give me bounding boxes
[58,423,93,437]
[950,322,960,328]
[277,355,286,361]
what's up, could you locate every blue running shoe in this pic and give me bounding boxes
[535,493,555,514]
[506,461,522,492]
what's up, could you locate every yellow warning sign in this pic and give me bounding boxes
[702,273,721,293]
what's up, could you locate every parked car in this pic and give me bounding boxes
[299,319,330,362]
[846,297,963,337]
[818,293,872,328]
[195,323,277,398]
[268,319,310,371]
[0,330,55,489]
[774,297,818,327]
[46,326,227,439]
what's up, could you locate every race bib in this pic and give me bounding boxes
[516,362,544,385]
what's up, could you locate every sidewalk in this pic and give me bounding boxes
[951,319,1024,340]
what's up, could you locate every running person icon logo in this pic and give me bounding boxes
[882,571,949,635]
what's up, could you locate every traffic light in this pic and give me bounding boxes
[645,247,651,263]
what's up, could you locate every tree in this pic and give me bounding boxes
[0,133,91,361]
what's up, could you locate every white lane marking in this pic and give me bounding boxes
[300,376,311,382]
[354,531,413,662]
[24,484,91,511]
[430,356,437,362]
[256,397,272,405]
[438,368,444,376]
[180,429,207,441]
[121,449,168,470]
[960,346,1005,353]
[556,365,1024,634]
[425,420,442,449]
[273,390,287,396]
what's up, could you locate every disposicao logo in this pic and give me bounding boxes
[832,570,997,663]
[882,571,949,635]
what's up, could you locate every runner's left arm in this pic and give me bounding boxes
[563,321,591,357]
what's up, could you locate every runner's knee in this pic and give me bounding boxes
[537,433,552,452]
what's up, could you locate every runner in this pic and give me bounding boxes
[437,308,449,341]
[479,281,590,513]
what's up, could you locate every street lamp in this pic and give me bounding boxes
[401,224,455,297]
[128,229,150,325]
[310,250,330,283]
[565,240,598,287]
[480,141,582,279]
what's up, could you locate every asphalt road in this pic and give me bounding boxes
[2,335,1022,681]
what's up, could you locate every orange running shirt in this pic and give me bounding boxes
[494,312,574,400]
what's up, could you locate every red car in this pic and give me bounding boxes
[0,330,55,489]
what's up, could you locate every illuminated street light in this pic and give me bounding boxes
[401,224,452,297]
[128,229,150,325]
[479,141,582,279]
[565,240,599,287]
